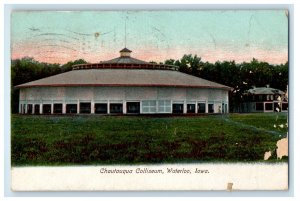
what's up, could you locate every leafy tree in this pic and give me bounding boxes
[11,58,87,113]
[165,55,288,112]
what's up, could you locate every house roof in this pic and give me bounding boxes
[15,69,232,90]
[72,48,177,70]
[246,87,285,95]
[119,47,132,53]
[99,56,149,65]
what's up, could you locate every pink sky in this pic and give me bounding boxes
[11,42,288,65]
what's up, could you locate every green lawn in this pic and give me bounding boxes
[11,113,288,166]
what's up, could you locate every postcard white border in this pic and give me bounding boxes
[2,1,298,198]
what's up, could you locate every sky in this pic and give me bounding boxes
[11,10,288,65]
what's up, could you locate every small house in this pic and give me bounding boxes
[241,85,288,113]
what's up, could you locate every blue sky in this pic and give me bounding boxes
[11,10,288,64]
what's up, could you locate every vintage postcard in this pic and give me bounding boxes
[10,10,289,191]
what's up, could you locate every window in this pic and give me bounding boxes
[54,104,63,114]
[270,95,274,100]
[187,104,196,113]
[259,95,263,101]
[265,103,273,111]
[158,100,171,113]
[34,104,40,114]
[127,102,140,114]
[95,103,107,114]
[27,104,33,114]
[66,104,77,114]
[172,103,184,114]
[282,103,288,111]
[110,103,123,114]
[43,104,51,114]
[198,103,206,113]
[208,104,214,113]
[80,102,91,113]
[142,100,156,113]
[256,103,264,111]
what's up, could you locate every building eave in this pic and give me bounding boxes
[15,84,232,91]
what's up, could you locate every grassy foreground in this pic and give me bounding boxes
[11,113,288,166]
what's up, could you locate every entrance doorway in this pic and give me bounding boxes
[127,102,140,114]
[43,104,51,114]
[95,103,108,114]
[66,104,77,114]
[187,104,196,113]
[172,103,184,114]
[110,103,123,114]
[80,102,91,114]
[34,104,40,114]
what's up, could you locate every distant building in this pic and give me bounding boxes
[241,85,288,113]
[16,48,231,115]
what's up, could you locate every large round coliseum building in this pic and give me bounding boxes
[16,48,231,115]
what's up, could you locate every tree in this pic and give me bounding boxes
[164,56,288,112]
[61,59,87,72]
[11,58,87,113]
[165,54,203,76]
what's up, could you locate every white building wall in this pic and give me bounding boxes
[19,86,229,114]
[125,87,157,100]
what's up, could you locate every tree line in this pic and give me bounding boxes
[11,57,87,113]
[11,55,288,113]
[164,55,288,112]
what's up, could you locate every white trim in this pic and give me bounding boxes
[51,102,54,114]
[183,100,187,114]
[62,103,66,114]
[65,100,79,104]
[94,100,108,103]
[109,100,123,103]
[123,100,126,114]
[172,100,185,104]
[91,100,95,114]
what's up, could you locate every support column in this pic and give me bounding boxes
[51,102,54,114]
[40,103,43,114]
[183,100,187,114]
[91,100,95,114]
[107,100,110,114]
[62,102,66,114]
[205,100,208,113]
[32,104,35,114]
[123,100,126,114]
